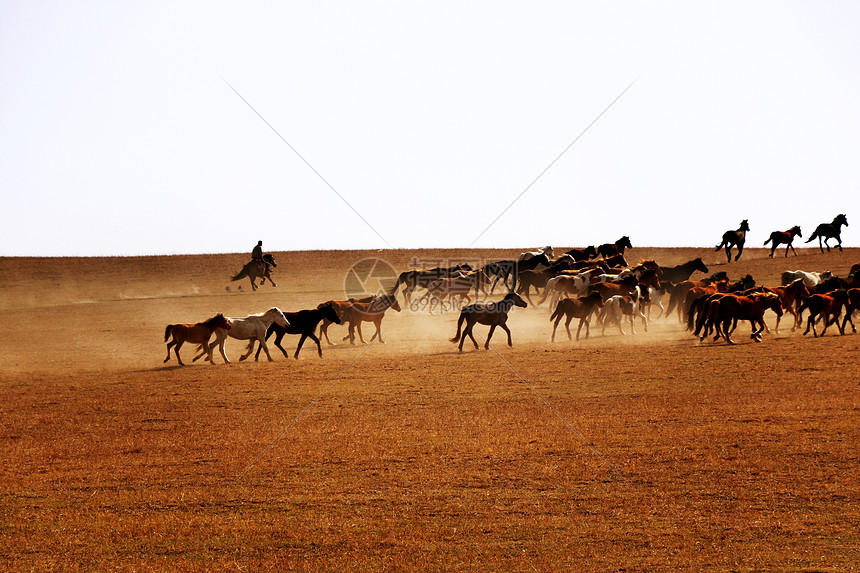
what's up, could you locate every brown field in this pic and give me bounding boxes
[1,246,858,571]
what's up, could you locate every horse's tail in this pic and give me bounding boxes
[763,236,772,246]
[550,302,564,323]
[686,298,702,331]
[164,324,174,342]
[231,267,247,281]
[449,312,466,343]
[804,231,818,243]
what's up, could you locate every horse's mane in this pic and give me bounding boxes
[202,314,227,327]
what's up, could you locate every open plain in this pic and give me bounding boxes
[1,246,858,571]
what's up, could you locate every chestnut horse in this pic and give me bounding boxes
[449,292,528,352]
[164,313,231,365]
[805,214,848,253]
[341,294,402,344]
[231,254,277,291]
[716,219,750,262]
[764,225,802,257]
[799,290,849,337]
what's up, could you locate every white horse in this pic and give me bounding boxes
[538,271,593,311]
[781,270,831,288]
[598,287,648,335]
[519,245,554,261]
[194,307,289,363]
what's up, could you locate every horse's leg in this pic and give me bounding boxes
[374,318,384,344]
[724,245,732,263]
[255,335,274,362]
[356,322,367,344]
[307,333,324,358]
[464,321,479,350]
[566,315,575,341]
[484,324,497,349]
[164,339,175,363]
[500,323,513,347]
[734,241,744,261]
[174,341,186,365]
[294,334,308,359]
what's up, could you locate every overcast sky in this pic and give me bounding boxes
[2,1,859,256]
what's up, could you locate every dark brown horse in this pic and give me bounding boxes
[565,245,598,261]
[716,220,750,262]
[449,292,528,352]
[549,291,605,341]
[163,313,231,365]
[231,254,277,291]
[805,214,848,253]
[393,264,472,306]
[597,236,632,259]
[764,225,802,257]
[799,290,849,337]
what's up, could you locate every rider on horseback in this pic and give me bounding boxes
[251,240,270,273]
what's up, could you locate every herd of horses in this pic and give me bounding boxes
[163,215,855,363]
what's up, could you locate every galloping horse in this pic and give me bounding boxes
[799,290,849,337]
[716,220,750,262]
[450,292,528,352]
[659,258,709,284]
[520,246,553,261]
[231,254,278,291]
[163,313,231,365]
[260,302,343,359]
[805,214,848,253]
[194,307,289,363]
[394,264,472,306]
[597,236,632,259]
[549,291,605,341]
[764,225,802,258]
[565,245,598,261]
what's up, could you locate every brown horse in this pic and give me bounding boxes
[840,288,860,333]
[716,219,750,262]
[449,292,528,352]
[799,290,849,337]
[164,313,231,365]
[341,294,402,344]
[418,269,491,312]
[231,254,277,291]
[549,291,605,342]
[704,292,781,344]
[770,278,810,332]
[318,297,373,345]
[764,225,802,257]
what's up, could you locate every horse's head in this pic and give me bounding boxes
[588,291,605,307]
[789,225,802,237]
[710,271,729,283]
[835,214,848,227]
[212,313,232,330]
[371,294,401,313]
[321,302,342,324]
[739,220,750,232]
[585,245,597,258]
[263,254,277,267]
[504,291,528,308]
[618,236,632,249]
[693,257,709,274]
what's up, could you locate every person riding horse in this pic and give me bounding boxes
[251,240,271,273]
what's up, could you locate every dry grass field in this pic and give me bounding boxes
[1,246,858,571]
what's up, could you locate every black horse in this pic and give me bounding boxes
[715,220,750,262]
[449,292,528,352]
[805,214,848,253]
[257,302,342,360]
[597,237,632,259]
[659,258,709,284]
[565,245,598,261]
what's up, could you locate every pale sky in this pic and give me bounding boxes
[2,1,859,256]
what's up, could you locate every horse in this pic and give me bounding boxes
[799,290,849,337]
[449,292,528,352]
[646,280,676,320]
[193,307,289,363]
[520,246,553,261]
[715,220,750,262]
[231,254,278,291]
[806,214,848,253]
[393,264,472,306]
[596,236,632,259]
[565,246,598,261]
[664,272,729,321]
[481,260,518,293]
[781,270,832,288]
[259,302,343,359]
[549,291,605,342]
[840,288,860,334]
[341,294,402,344]
[418,270,491,313]
[702,292,782,344]
[163,313,231,366]
[537,270,594,311]
[659,258,709,284]
[598,286,650,336]
[764,225,802,257]
[772,278,811,332]
[318,297,373,345]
